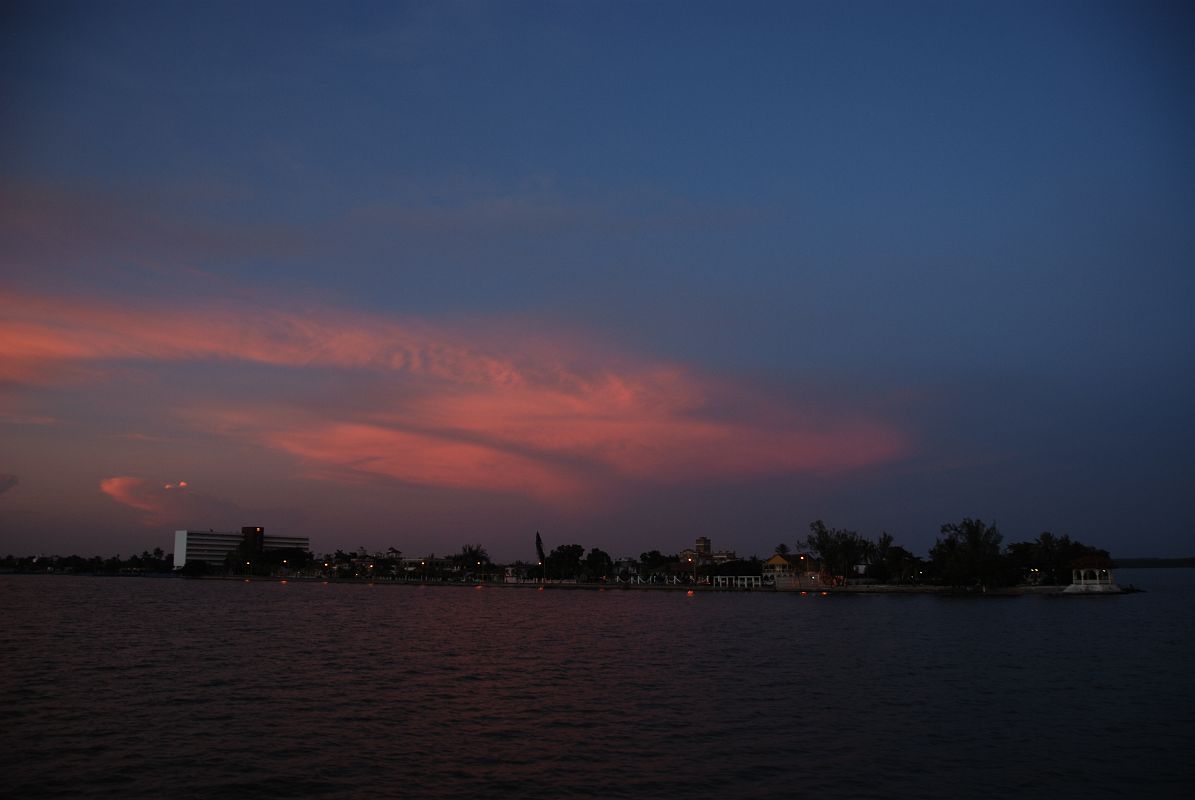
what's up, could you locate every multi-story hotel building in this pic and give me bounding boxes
[172,527,311,568]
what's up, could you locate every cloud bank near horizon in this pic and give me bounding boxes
[4,289,912,511]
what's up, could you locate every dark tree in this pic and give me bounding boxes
[546,544,585,580]
[454,543,489,563]
[867,533,924,584]
[929,518,1004,589]
[805,520,874,586]
[582,547,613,581]
[869,532,895,582]
[1004,531,1110,585]
[637,550,676,575]
[453,544,490,579]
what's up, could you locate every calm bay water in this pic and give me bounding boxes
[2,570,1192,798]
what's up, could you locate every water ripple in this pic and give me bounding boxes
[1,573,1193,797]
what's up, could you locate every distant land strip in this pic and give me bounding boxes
[1112,557,1195,568]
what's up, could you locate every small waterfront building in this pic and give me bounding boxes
[172,527,311,568]
[764,552,822,590]
[1063,553,1121,594]
[763,553,794,580]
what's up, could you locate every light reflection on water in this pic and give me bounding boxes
[1,570,1192,798]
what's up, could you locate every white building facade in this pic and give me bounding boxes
[173,528,311,568]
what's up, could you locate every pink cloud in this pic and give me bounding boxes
[0,289,531,387]
[99,476,244,526]
[179,376,907,506]
[401,382,906,481]
[266,423,588,501]
[14,290,912,504]
[99,477,158,512]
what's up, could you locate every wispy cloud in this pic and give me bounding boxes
[0,474,17,497]
[0,181,307,279]
[1,178,761,290]
[0,410,58,426]
[12,289,911,504]
[0,289,525,385]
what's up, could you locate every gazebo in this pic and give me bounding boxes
[1063,553,1121,594]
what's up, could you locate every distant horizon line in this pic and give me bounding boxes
[5,550,1194,565]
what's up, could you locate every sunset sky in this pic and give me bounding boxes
[2,0,1192,561]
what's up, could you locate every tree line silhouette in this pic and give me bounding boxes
[796,518,1109,590]
[2,517,1110,588]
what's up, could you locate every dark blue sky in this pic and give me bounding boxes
[2,0,1192,559]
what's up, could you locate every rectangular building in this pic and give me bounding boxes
[172,528,311,568]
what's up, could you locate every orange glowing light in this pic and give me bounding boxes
[686,589,695,596]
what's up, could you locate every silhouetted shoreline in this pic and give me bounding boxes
[0,571,1154,596]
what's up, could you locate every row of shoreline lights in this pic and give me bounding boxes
[269,555,829,582]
